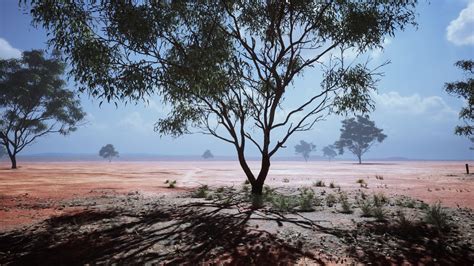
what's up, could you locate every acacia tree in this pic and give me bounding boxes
[444,60,473,149]
[202,150,214,159]
[99,144,119,162]
[0,50,85,169]
[322,145,337,161]
[294,140,316,162]
[26,1,417,194]
[334,115,386,164]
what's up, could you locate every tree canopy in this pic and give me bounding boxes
[202,149,214,159]
[334,115,386,164]
[25,0,418,194]
[294,140,316,162]
[444,59,473,149]
[322,145,337,161]
[99,144,119,162]
[0,50,85,169]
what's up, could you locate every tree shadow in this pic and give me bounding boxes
[0,194,472,265]
[0,200,323,265]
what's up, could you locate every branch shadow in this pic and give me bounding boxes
[0,199,323,265]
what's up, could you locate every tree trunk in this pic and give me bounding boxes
[9,154,17,169]
[252,155,271,195]
[358,155,362,164]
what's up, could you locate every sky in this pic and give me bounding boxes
[0,0,473,160]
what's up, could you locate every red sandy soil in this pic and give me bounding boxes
[0,160,473,231]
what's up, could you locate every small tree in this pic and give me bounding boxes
[444,60,473,149]
[322,145,337,161]
[202,150,214,159]
[295,140,316,162]
[0,50,85,169]
[334,116,386,164]
[99,144,119,162]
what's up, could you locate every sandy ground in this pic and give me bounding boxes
[0,160,473,230]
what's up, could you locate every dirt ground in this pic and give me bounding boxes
[0,160,473,264]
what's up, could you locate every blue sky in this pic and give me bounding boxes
[0,0,473,160]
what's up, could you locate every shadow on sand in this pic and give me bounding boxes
[0,194,472,265]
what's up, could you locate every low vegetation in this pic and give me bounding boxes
[165,180,177,188]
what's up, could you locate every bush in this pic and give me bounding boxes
[298,187,316,212]
[373,192,388,207]
[283,178,290,183]
[326,193,337,207]
[313,180,325,187]
[359,200,373,217]
[375,174,384,180]
[424,202,450,232]
[192,184,209,198]
[165,180,177,188]
[339,198,352,214]
[395,209,415,234]
[271,194,298,212]
[372,206,387,222]
[329,181,337,189]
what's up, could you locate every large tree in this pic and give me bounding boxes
[25,1,417,194]
[334,115,386,164]
[0,50,85,169]
[444,60,473,149]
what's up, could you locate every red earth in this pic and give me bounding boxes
[1,160,473,231]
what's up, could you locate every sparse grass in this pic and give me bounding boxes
[283,178,290,183]
[313,180,325,187]
[165,180,177,188]
[375,174,384,180]
[373,192,388,207]
[424,201,450,232]
[339,197,352,214]
[216,186,225,193]
[325,193,337,207]
[359,200,373,217]
[372,206,387,222]
[395,209,415,234]
[192,184,209,198]
[356,178,368,188]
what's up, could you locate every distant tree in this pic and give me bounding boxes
[444,60,473,149]
[295,140,316,162]
[334,116,386,164]
[0,50,85,169]
[99,144,119,162]
[26,1,418,194]
[322,145,337,161]
[202,150,214,159]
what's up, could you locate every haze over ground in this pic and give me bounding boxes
[0,0,473,160]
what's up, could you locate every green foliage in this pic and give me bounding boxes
[334,116,386,164]
[313,180,325,187]
[359,200,373,217]
[270,194,298,213]
[192,185,209,198]
[424,202,450,232]
[0,50,85,168]
[298,187,316,212]
[165,180,177,188]
[294,140,316,162]
[444,60,473,141]
[99,144,119,162]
